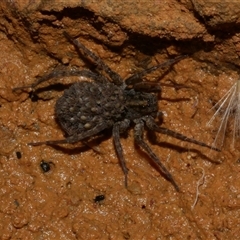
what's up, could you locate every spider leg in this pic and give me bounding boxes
[28,122,109,146]
[145,116,220,152]
[125,55,187,86]
[82,140,102,154]
[63,31,123,86]
[134,119,179,191]
[130,80,189,93]
[13,69,108,91]
[130,81,161,92]
[112,119,130,187]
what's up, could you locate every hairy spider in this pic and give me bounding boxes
[14,32,219,191]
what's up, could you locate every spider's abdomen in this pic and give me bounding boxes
[55,81,125,136]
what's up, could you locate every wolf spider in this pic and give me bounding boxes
[14,32,219,191]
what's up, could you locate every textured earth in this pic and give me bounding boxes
[0,0,240,239]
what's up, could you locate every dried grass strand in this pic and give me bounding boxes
[207,79,240,149]
[191,167,205,210]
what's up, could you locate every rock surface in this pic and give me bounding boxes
[0,0,240,239]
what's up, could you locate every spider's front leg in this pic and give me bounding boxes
[134,119,179,191]
[125,55,188,86]
[112,119,130,187]
[145,116,220,152]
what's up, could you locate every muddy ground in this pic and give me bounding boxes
[0,0,240,239]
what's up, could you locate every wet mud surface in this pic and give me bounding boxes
[0,1,240,239]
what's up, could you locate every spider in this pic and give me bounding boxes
[13,32,219,191]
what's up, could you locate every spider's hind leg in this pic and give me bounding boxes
[64,31,123,86]
[12,68,108,92]
[28,123,108,146]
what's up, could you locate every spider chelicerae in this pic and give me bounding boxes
[14,32,219,191]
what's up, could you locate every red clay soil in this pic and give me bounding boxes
[0,1,240,239]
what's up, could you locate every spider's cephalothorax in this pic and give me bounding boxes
[124,89,158,120]
[13,32,219,191]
